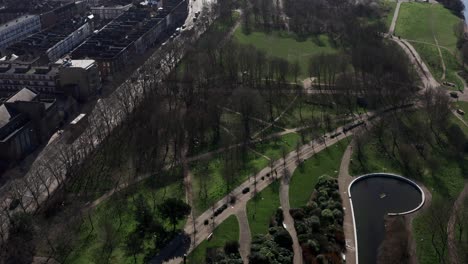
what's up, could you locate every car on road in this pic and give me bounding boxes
[457,109,465,115]
[450,92,459,99]
[443,81,456,87]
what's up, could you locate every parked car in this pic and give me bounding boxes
[450,92,459,98]
[457,109,465,115]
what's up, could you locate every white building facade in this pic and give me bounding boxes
[0,15,41,50]
[46,22,93,62]
[91,4,132,20]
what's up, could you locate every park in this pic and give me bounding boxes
[1,1,468,264]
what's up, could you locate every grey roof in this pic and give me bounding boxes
[0,105,13,128]
[7,88,37,103]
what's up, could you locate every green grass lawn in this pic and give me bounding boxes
[411,42,445,80]
[289,139,350,208]
[395,2,464,90]
[254,133,302,161]
[68,179,185,264]
[234,29,338,78]
[382,0,398,30]
[188,215,239,264]
[246,180,281,236]
[191,149,269,216]
[410,42,464,91]
[191,132,307,216]
[396,2,460,51]
[453,101,468,122]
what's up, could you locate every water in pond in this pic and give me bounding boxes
[350,175,423,264]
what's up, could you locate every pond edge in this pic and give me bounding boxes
[347,173,426,264]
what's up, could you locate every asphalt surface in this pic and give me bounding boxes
[0,0,218,239]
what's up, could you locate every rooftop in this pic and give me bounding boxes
[0,63,58,76]
[7,88,38,103]
[0,15,38,31]
[56,59,95,69]
[72,7,168,60]
[6,18,91,63]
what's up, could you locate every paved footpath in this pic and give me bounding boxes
[447,181,468,264]
[338,143,357,264]
[235,204,251,263]
[280,169,303,264]
[164,124,357,264]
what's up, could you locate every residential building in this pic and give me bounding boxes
[0,59,102,101]
[0,63,59,95]
[0,15,41,50]
[72,0,188,80]
[7,18,94,64]
[91,4,132,20]
[57,59,102,101]
[0,88,61,161]
[39,1,86,29]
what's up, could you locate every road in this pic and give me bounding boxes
[0,0,217,239]
[162,112,381,263]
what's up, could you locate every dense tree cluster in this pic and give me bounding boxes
[437,0,465,17]
[291,176,345,263]
[204,241,243,264]
[249,209,294,264]
[125,197,190,262]
[355,89,468,180]
[0,213,35,264]
[283,0,385,40]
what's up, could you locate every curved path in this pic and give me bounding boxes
[447,182,468,264]
[338,143,357,264]
[391,37,439,89]
[235,204,251,263]
[163,121,360,264]
[388,0,404,35]
[279,168,303,264]
[430,3,447,80]
[447,111,468,264]
[388,1,439,89]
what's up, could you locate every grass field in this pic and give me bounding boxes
[191,132,307,216]
[382,0,398,30]
[395,2,464,90]
[68,179,185,264]
[289,139,350,208]
[191,150,269,216]
[246,180,281,236]
[187,215,239,264]
[234,29,338,78]
[395,3,460,51]
[453,101,468,122]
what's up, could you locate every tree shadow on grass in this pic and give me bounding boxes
[148,232,191,264]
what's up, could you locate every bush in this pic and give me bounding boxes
[273,228,293,250]
[224,240,240,255]
[321,208,334,223]
[332,209,343,220]
[309,215,321,231]
[290,208,305,220]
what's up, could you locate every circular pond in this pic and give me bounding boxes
[348,173,424,264]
